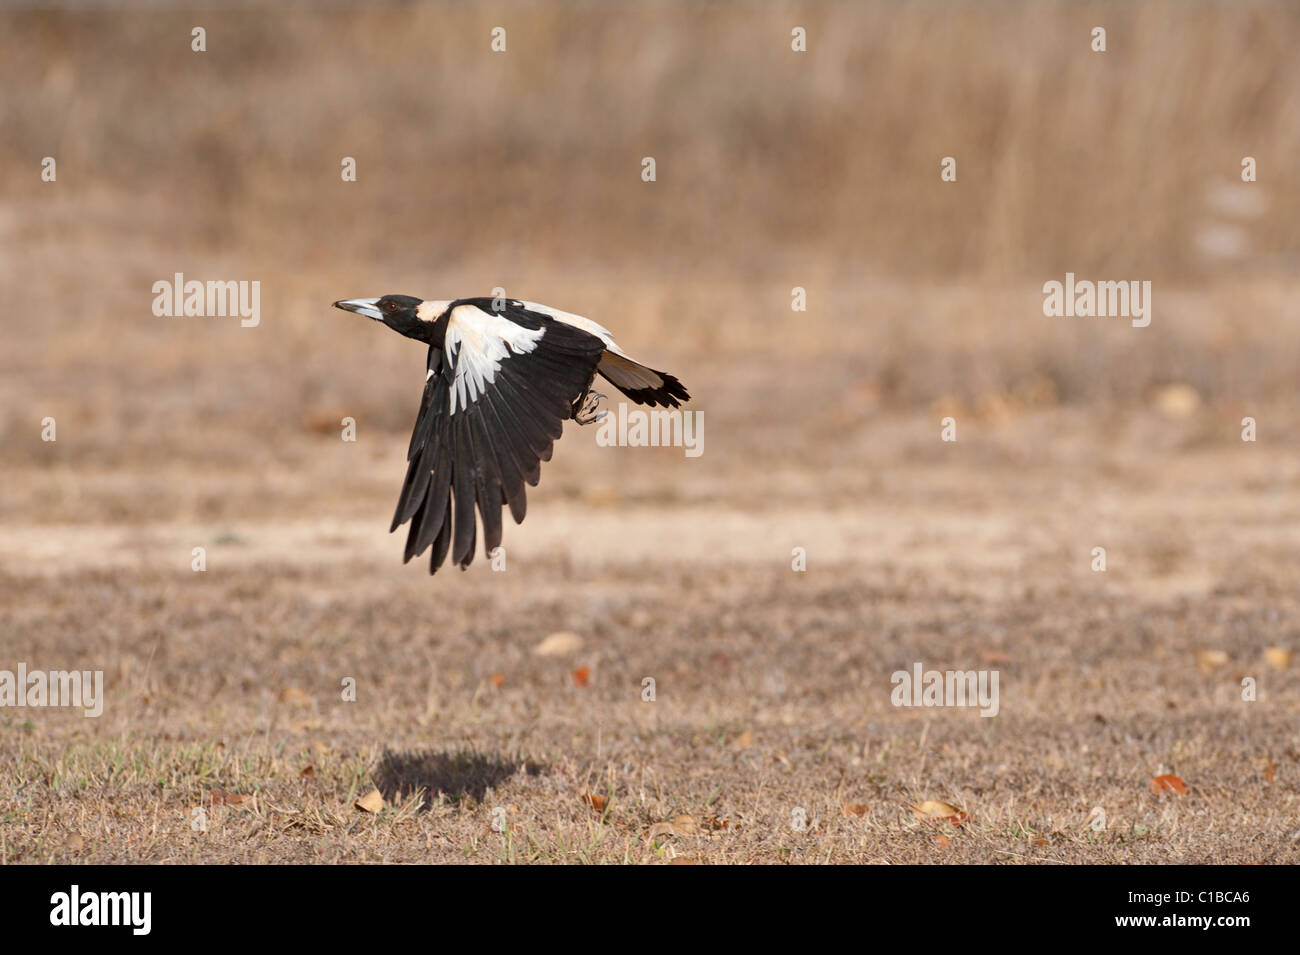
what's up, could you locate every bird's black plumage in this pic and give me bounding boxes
[334,294,685,574]
[394,300,604,571]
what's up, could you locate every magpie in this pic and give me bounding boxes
[333,295,690,574]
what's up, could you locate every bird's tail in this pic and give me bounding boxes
[596,353,690,408]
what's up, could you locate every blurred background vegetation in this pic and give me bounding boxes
[6,3,1297,274]
[2,1,1297,501]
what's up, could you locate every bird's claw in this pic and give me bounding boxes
[574,392,607,426]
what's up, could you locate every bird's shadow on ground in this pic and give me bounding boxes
[376,748,544,809]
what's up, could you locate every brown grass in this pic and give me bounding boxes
[3,390,1299,863]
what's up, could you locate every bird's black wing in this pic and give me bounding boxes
[390,300,606,573]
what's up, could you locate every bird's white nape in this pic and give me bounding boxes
[415,300,452,322]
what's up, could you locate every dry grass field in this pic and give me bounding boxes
[1,2,1299,864]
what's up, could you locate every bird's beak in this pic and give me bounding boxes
[333,298,383,321]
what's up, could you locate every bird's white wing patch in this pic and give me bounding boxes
[444,304,545,415]
[520,301,630,358]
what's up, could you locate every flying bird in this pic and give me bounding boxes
[333,295,690,574]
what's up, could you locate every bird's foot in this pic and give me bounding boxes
[574,392,607,426]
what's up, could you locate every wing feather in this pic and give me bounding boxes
[392,349,446,530]
[391,300,609,573]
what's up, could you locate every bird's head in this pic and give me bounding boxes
[333,294,432,341]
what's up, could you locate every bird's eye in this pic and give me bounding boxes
[383,300,396,311]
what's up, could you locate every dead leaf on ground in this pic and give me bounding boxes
[843,803,871,818]
[572,666,591,687]
[299,764,315,778]
[648,813,713,841]
[210,788,246,806]
[1150,774,1188,797]
[934,834,950,848]
[355,788,384,813]
[1153,383,1200,418]
[489,672,506,688]
[63,833,84,852]
[301,411,347,435]
[670,814,700,835]
[277,686,312,705]
[581,792,607,813]
[582,486,620,508]
[1264,648,1292,670]
[1194,649,1229,674]
[534,631,583,656]
[911,800,968,825]
[730,729,753,750]
[667,857,699,865]
[1264,763,1278,786]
